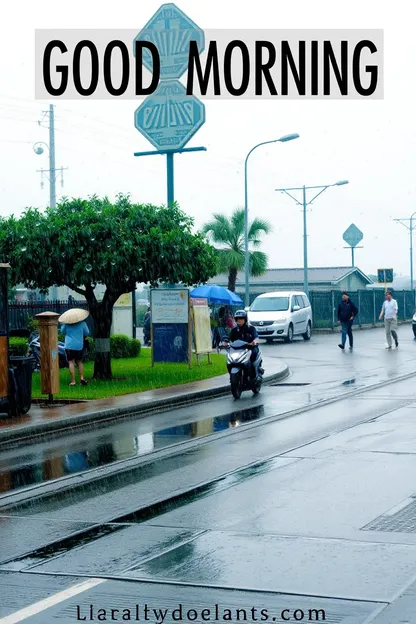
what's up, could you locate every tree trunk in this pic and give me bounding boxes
[228,267,237,293]
[86,292,115,380]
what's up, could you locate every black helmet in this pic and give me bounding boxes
[234,309,247,321]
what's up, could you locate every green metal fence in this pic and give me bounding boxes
[237,289,416,330]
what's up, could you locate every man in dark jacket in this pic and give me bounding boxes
[337,293,358,350]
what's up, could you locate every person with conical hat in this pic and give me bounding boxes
[58,309,90,386]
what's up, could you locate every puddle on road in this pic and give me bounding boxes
[0,405,265,494]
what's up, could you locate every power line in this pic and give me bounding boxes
[0,116,38,123]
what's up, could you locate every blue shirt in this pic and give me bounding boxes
[61,321,89,351]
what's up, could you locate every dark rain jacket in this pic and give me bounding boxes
[337,299,358,323]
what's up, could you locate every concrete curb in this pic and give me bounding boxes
[0,361,289,448]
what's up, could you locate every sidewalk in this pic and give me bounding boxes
[0,355,289,446]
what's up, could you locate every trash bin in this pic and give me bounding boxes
[8,356,34,416]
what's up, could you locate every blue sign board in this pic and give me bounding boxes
[152,323,188,363]
[134,79,206,151]
[134,3,205,79]
[377,269,393,283]
[343,224,363,248]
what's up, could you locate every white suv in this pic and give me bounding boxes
[247,291,313,343]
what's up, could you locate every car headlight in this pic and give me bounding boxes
[274,318,287,324]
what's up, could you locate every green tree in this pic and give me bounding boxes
[7,283,16,301]
[0,195,216,379]
[202,208,271,292]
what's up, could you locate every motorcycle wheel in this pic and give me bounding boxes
[230,372,243,399]
[252,379,262,395]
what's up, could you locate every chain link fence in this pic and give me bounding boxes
[236,289,416,330]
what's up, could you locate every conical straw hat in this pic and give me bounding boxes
[58,308,90,325]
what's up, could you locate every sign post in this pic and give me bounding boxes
[150,288,191,368]
[343,224,363,267]
[377,268,394,293]
[134,3,207,207]
[35,312,60,402]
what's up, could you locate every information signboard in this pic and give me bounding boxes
[190,297,212,363]
[150,288,191,366]
[151,288,188,323]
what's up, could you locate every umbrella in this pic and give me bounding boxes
[190,285,243,306]
[58,308,90,325]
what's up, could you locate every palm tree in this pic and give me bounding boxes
[202,208,271,292]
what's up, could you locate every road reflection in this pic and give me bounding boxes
[0,406,265,494]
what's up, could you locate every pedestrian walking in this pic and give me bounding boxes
[143,305,151,346]
[337,292,358,350]
[379,291,399,349]
[59,308,90,386]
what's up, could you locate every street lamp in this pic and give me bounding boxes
[275,180,349,298]
[244,133,299,307]
[394,210,416,304]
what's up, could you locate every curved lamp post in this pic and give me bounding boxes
[244,133,300,307]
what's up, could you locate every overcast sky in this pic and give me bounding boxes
[1,0,415,278]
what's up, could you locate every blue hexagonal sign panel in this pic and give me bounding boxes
[134,80,206,151]
[134,3,205,80]
[343,224,363,248]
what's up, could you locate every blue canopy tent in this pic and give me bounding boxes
[190,285,243,306]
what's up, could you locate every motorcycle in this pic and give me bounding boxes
[221,339,264,400]
[413,312,416,339]
[27,331,68,371]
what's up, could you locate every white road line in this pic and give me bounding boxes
[0,578,105,623]
[384,497,414,516]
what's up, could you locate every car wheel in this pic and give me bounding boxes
[285,324,294,343]
[303,322,312,341]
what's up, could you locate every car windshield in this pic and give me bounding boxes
[250,297,289,312]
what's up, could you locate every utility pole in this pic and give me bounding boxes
[394,211,416,303]
[276,180,349,299]
[34,104,67,209]
[49,104,56,209]
[302,185,308,299]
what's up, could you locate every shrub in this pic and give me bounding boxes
[27,317,39,334]
[9,337,28,356]
[8,333,140,361]
[84,335,141,361]
[110,334,141,359]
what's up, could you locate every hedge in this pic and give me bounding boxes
[9,337,29,356]
[84,335,141,361]
[9,335,141,360]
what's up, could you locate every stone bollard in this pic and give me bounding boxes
[0,263,10,403]
[35,312,60,402]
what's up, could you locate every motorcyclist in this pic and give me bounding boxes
[230,310,260,379]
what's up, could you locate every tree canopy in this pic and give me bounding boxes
[0,194,217,378]
[202,208,271,292]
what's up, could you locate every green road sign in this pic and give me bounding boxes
[343,224,363,248]
[377,269,393,283]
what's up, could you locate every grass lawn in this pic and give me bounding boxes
[31,349,227,400]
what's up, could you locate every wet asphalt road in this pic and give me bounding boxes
[2,327,416,495]
[1,328,416,623]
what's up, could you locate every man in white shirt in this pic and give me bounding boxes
[379,291,399,349]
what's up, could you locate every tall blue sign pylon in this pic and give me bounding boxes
[134,3,207,206]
